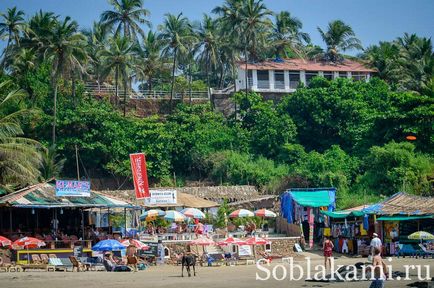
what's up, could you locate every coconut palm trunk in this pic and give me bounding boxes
[52,77,59,146]
[244,43,248,95]
[170,47,178,110]
[123,79,127,117]
[115,66,119,106]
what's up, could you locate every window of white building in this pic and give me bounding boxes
[323,72,333,80]
[305,71,319,86]
[352,72,367,81]
[289,72,300,89]
[338,71,347,78]
[257,70,269,89]
[274,70,285,89]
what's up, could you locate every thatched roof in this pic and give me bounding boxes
[364,192,434,215]
[101,189,218,208]
[228,195,279,210]
[0,183,138,209]
[175,185,259,203]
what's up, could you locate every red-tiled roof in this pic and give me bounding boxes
[238,58,376,72]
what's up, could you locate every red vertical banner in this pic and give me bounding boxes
[129,153,150,199]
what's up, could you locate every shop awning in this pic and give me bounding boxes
[377,215,434,221]
[290,190,334,207]
[0,183,140,209]
[321,210,365,218]
[321,210,350,218]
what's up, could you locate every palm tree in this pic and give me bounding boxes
[101,35,135,116]
[0,7,26,67]
[270,11,310,59]
[158,13,195,108]
[0,80,43,192]
[135,30,165,92]
[238,0,272,61]
[83,21,110,93]
[100,0,150,42]
[395,34,433,93]
[22,11,58,58]
[363,41,400,79]
[317,20,363,62]
[194,14,220,102]
[39,145,66,180]
[41,16,87,146]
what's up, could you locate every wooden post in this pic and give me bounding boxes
[9,208,12,232]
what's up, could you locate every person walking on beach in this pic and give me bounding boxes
[370,233,382,257]
[369,247,388,288]
[323,236,334,271]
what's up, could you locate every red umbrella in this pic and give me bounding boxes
[190,236,215,246]
[0,236,12,247]
[244,237,270,245]
[12,237,46,249]
[120,239,150,250]
[217,237,246,246]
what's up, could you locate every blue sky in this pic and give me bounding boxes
[0,0,433,54]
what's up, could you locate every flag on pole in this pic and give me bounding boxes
[130,153,150,199]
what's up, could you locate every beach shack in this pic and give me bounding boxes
[280,188,336,248]
[0,182,140,263]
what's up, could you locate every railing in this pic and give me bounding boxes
[84,83,209,100]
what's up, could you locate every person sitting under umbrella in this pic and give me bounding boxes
[103,253,131,272]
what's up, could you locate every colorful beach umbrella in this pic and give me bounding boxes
[12,237,46,249]
[408,231,434,240]
[164,210,186,222]
[244,237,270,245]
[140,209,166,221]
[120,239,150,250]
[229,209,254,218]
[217,237,247,246]
[92,239,126,251]
[181,208,206,219]
[190,236,215,246]
[0,236,12,247]
[254,209,277,218]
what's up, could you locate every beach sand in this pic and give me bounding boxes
[0,255,432,288]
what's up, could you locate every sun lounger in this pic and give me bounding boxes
[40,254,49,264]
[418,244,434,258]
[69,256,88,272]
[79,257,105,271]
[19,263,55,272]
[396,244,419,257]
[31,254,43,264]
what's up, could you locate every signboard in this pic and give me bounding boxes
[130,153,150,199]
[139,236,159,256]
[55,180,90,197]
[238,245,252,256]
[145,190,177,206]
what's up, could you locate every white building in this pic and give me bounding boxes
[235,58,375,93]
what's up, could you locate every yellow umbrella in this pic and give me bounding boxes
[408,231,434,241]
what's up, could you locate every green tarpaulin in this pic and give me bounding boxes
[377,215,433,221]
[321,210,350,218]
[290,190,333,207]
[321,210,365,218]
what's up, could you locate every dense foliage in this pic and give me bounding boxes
[0,1,432,207]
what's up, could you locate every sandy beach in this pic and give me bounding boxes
[0,254,432,288]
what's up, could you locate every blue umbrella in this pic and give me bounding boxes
[92,239,126,251]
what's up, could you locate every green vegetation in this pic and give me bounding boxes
[0,0,432,207]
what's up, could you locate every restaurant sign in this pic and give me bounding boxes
[55,180,91,197]
[144,190,177,206]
